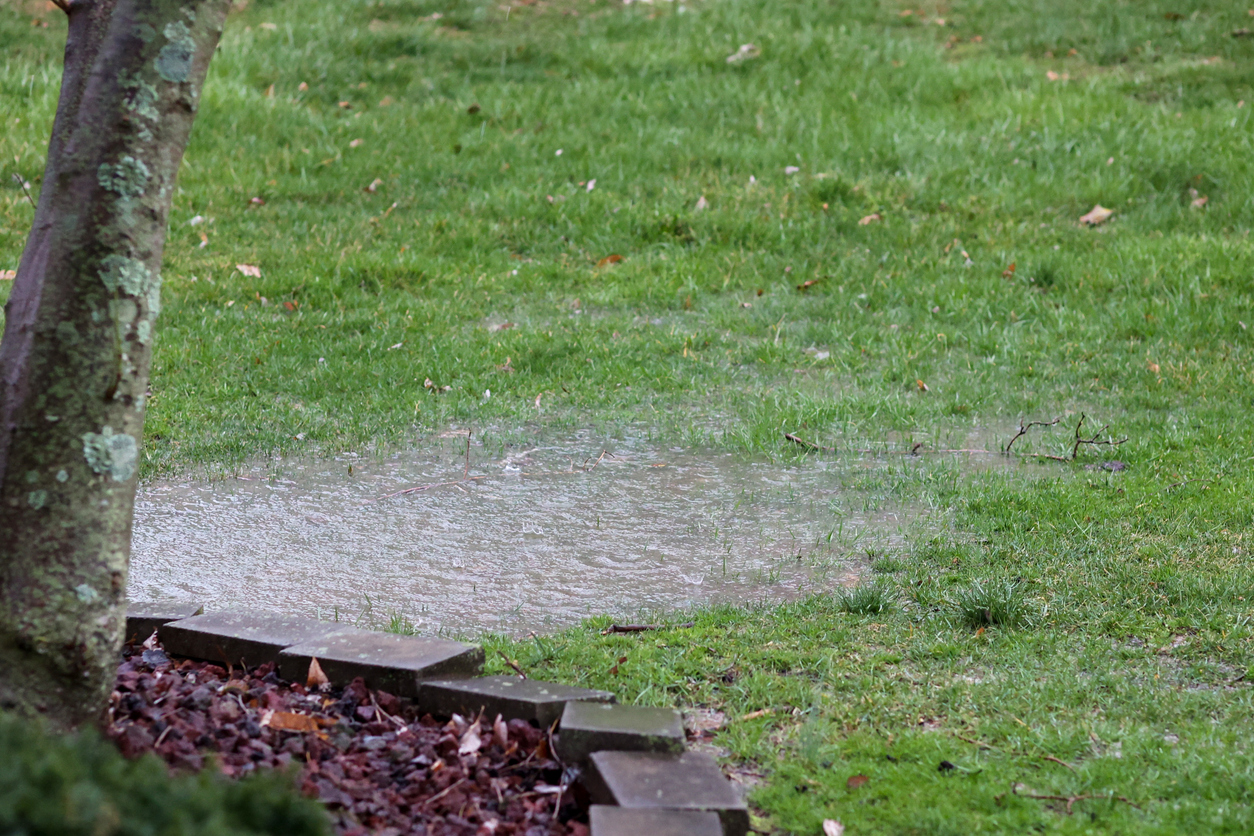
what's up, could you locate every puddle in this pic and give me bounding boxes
[129,432,936,636]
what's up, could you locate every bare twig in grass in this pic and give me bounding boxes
[498,651,526,678]
[1031,414,1127,462]
[785,432,834,452]
[1005,417,1061,453]
[1041,756,1075,771]
[11,174,36,209]
[601,621,694,635]
[1006,783,1139,815]
[953,732,993,749]
[1165,475,1219,492]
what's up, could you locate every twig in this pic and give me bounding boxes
[11,174,35,208]
[953,733,993,749]
[1010,784,1139,815]
[1004,417,1061,453]
[1165,475,1217,492]
[498,650,526,678]
[1028,414,1127,462]
[420,777,467,807]
[1041,756,1075,771]
[785,432,835,453]
[601,621,695,635]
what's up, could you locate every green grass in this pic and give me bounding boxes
[5,0,1254,832]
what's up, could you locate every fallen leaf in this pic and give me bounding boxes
[388,342,404,351]
[846,774,869,790]
[695,195,709,211]
[379,95,393,106]
[1079,204,1113,226]
[338,100,351,108]
[597,254,624,267]
[283,300,298,311]
[494,715,509,748]
[726,43,761,64]
[683,708,727,736]
[458,720,482,755]
[1191,195,1208,208]
[349,138,363,148]
[365,178,383,193]
[1148,361,1160,374]
[249,196,265,206]
[784,165,800,175]
[468,103,481,114]
[298,81,309,91]
[534,392,544,408]
[1002,262,1016,278]
[1046,70,1061,81]
[586,179,596,192]
[917,379,930,392]
[266,711,321,733]
[0,270,15,281]
[858,212,883,225]
[797,279,820,291]
[823,820,845,836]
[236,264,261,278]
[740,708,773,721]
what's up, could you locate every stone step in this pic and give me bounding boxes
[417,676,615,727]
[125,601,203,645]
[158,611,351,669]
[278,630,483,698]
[589,805,724,836]
[583,751,749,836]
[557,700,685,763]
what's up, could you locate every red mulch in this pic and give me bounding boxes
[107,645,588,836]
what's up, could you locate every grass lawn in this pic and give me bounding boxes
[4,0,1254,832]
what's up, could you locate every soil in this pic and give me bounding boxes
[107,645,589,836]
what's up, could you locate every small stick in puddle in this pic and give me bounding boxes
[1032,413,1128,462]
[785,432,835,452]
[1004,417,1061,453]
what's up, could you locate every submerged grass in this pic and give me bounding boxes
[4,0,1254,832]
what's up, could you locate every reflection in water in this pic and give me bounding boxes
[130,433,931,635]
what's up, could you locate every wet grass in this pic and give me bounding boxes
[4,0,1254,832]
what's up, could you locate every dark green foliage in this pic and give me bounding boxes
[0,714,330,836]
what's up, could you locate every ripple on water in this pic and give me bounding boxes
[130,435,934,635]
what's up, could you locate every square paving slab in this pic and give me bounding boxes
[125,601,203,645]
[158,611,350,668]
[589,805,724,836]
[583,751,749,836]
[278,631,484,698]
[557,700,685,763]
[417,676,615,727]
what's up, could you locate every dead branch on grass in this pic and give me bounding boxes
[1005,783,1139,815]
[1004,417,1061,453]
[1025,413,1127,462]
[601,621,694,635]
[785,432,835,452]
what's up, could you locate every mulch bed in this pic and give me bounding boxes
[107,644,588,836]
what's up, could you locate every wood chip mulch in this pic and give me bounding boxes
[107,646,588,836]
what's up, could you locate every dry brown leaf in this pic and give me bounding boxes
[1079,205,1113,226]
[1001,262,1016,278]
[0,270,15,281]
[695,195,709,211]
[740,708,773,721]
[306,657,329,688]
[597,254,624,267]
[1148,362,1160,374]
[797,279,820,291]
[823,820,845,836]
[266,711,321,733]
[847,774,869,790]
[365,178,383,193]
[458,720,482,755]
[349,138,364,148]
[1191,196,1208,208]
[917,379,930,392]
[236,264,261,278]
[249,196,265,206]
[858,212,883,226]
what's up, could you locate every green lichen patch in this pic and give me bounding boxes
[81,427,138,483]
[157,21,194,83]
[98,255,150,297]
[26,490,47,510]
[97,157,150,198]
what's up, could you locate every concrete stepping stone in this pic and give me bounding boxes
[125,601,203,645]
[159,610,350,668]
[417,676,615,727]
[556,701,684,763]
[589,805,723,836]
[583,751,749,836]
[278,630,484,698]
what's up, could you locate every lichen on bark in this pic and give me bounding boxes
[0,0,230,731]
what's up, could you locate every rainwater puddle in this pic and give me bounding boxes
[130,433,944,636]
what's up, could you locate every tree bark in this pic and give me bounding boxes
[0,0,229,730]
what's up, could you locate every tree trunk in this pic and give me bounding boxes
[0,0,229,731]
